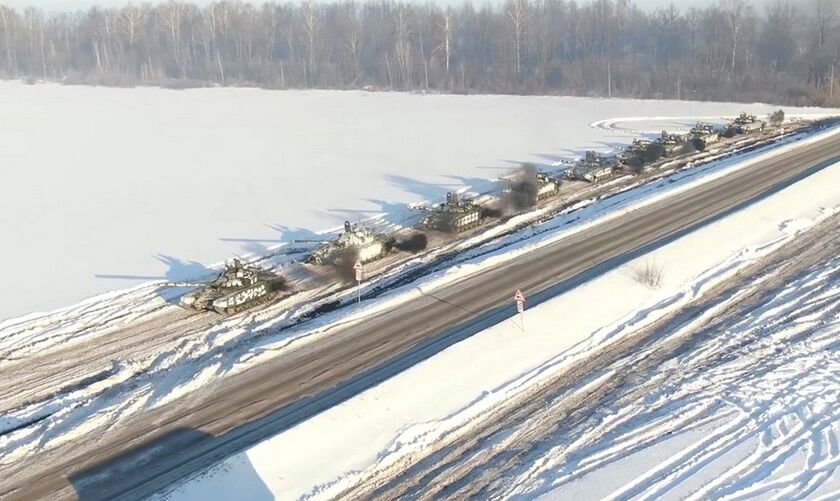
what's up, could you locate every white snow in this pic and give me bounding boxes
[3,109,840,479]
[1,80,835,320]
[4,82,840,498]
[157,144,840,498]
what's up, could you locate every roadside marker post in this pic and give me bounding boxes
[514,289,526,332]
[354,260,364,304]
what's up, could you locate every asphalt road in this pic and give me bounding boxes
[348,200,840,501]
[4,130,840,500]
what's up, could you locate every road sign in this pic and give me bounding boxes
[514,289,525,311]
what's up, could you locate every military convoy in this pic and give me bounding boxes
[181,111,779,315]
[181,259,288,315]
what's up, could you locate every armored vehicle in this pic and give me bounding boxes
[617,139,652,167]
[727,113,766,135]
[420,192,483,232]
[689,123,721,150]
[305,221,393,265]
[535,171,562,200]
[651,130,692,158]
[181,259,288,315]
[566,151,619,183]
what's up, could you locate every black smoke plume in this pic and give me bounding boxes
[329,248,360,283]
[679,140,697,156]
[481,207,504,219]
[394,233,428,253]
[268,276,291,292]
[644,143,665,163]
[501,163,539,214]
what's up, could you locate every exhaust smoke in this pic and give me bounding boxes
[394,233,428,253]
[269,276,291,292]
[504,163,540,212]
[330,248,360,283]
[481,207,504,219]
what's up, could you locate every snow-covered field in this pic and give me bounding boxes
[1,100,839,491]
[1,80,835,320]
[159,136,840,498]
[4,82,840,499]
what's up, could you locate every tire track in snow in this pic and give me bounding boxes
[342,212,840,501]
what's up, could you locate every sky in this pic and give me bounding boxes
[5,0,719,13]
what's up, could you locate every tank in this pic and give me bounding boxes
[305,221,393,265]
[535,171,562,200]
[728,113,766,135]
[689,123,721,150]
[566,151,618,183]
[181,259,288,315]
[617,139,652,167]
[653,130,692,158]
[420,192,484,232]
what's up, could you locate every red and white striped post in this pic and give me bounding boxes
[514,289,526,332]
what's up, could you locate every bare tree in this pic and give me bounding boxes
[301,1,318,83]
[0,0,835,106]
[436,11,453,87]
[720,0,751,72]
[119,6,142,46]
[815,0,837,49]
[161,1,184,63]
[394,5,412,87]
[0,7,19,73]
[506,0,530,76]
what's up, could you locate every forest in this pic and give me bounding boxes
[0,0,838,105]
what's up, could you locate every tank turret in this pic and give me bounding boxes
[180,259,288,315]
[566,151,618,183]
[650,130,692,158]
[689,122,721,150]
[420,192,484,232]
[305,221,393,265]
[617,139,652,167]
[727,113,766,135]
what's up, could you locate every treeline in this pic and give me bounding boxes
[0,0,838,105]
